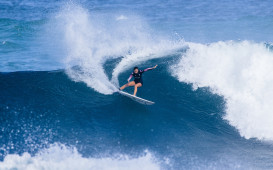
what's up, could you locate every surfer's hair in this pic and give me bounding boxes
[134,67,138,70]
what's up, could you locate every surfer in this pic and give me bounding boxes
[119,65,158,96]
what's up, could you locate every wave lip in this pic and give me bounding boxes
[172,40,273,141]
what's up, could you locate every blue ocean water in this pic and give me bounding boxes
[1,0,273,169]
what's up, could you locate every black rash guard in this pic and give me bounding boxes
[127,67,153,85]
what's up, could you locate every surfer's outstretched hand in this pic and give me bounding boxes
[153,65,158,69]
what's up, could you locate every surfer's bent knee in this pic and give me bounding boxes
[135,83,142,87]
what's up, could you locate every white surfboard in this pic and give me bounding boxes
[118,91,155,105]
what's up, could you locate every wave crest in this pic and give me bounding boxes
[172,40,273,140]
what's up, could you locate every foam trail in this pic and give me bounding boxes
[0,144,160,170]
[172,41,273,140]
[49,3,185,94]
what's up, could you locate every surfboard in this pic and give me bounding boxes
[118,90,155,105]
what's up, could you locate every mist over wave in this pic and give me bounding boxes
[172,41,273,140]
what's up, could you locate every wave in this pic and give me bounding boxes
[0,143,160,170]
[172,40,273,140]
[48,3,273,141]
[2,0,273,144]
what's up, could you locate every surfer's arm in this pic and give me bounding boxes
[143,65,158,72]
[127,73,133,82]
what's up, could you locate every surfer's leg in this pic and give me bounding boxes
[120,81,135,90]
[133,83,142,96]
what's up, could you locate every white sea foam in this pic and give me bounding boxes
[0,144,160,170]
[50,3,184,94]
[172,41,273,140]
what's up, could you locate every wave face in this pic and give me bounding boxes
[2,0,273,169]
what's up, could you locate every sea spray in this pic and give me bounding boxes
[48,3,185,94]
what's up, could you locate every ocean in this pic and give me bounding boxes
[1,0,273,169]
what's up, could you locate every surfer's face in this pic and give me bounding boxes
[134,69,139,73]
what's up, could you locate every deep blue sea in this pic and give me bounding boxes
[1,0,273,169]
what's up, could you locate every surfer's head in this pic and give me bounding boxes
[134,67,139,73]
